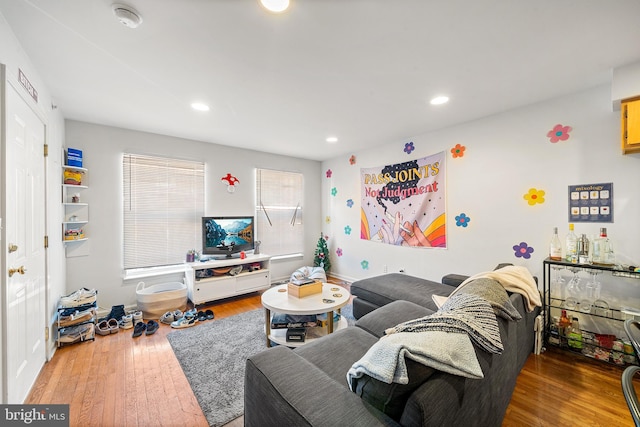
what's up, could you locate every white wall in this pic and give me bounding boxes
[0,15,66,358]
[63,120,322,309]
[321,85,640,313]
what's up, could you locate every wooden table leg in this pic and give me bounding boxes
[265,308,271,347]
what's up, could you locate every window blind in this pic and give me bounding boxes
[123,154,204,269]
[256,168,304,257]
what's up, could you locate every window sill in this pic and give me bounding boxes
[123,264,188,281]
[270,253,304,262]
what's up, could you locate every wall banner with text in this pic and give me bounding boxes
[360,151,446,248]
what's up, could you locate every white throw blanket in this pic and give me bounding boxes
[439,265,541,311]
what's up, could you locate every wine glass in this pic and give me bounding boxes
[550,265,566,302]
[565,267,582,310]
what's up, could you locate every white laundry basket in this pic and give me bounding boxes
[136,281,188,319]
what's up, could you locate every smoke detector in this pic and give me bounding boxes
[112,4,143,28]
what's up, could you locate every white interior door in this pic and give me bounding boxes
[4,82,46,403]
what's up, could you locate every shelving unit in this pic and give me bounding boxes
[543,258,639,366]
[56,302,97,347]
[185,253,271,305]
[62,165,89,242]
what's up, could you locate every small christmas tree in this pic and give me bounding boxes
[314,232,331,273]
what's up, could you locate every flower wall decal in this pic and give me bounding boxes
[331,187,337,196]
[349,155,357,165]
[325,216,331,224]
[336,248,343,257]
[344,225,352,235]
[404,142,415,155]
[361,260,369,270]
[326,169,333,178]
[513,242,534,259]
[455,213,471,227]
[451,144,466,158]
[547,124,572,143]
[523,188,545,205]
[346,199,354,208]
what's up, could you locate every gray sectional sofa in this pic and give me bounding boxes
[245,267,541,427]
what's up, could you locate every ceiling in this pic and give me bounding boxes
[2,1,640,161]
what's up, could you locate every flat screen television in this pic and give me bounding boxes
[202,216,255,258]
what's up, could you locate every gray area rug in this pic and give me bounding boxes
[167,305,356,426]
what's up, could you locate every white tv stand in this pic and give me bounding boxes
[185,253,271,305]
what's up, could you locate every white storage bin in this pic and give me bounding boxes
[136,281,188,319]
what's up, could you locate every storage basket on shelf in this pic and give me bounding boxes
[136,281,188,319]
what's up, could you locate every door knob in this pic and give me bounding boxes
[8,266,26,277]
[8,243,18,253]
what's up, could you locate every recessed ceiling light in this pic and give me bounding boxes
[430,96,449,105]
[191,102,210,112]
[260,0,290,13]
[326,136,338,143]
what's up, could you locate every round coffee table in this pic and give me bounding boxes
[261,283,350,347]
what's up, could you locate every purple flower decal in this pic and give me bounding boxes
[513,242,534,259]
[326,169,332,178]
[455,213,471,227]
[346,199,354,208]
[404,142,415,155]
[336,248,343,257]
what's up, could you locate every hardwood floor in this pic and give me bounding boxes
[27,281,638,426]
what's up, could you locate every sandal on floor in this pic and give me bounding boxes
[205,309,214,320]
[145,320,159,335]
[197,311,207,322]
[132,322,147,337]
[108,318,120,334]
[96,320,111,336]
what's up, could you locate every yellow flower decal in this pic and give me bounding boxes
[325,216,331,224]
[523,188,545,205]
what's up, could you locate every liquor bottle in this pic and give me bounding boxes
[565,223,578,263]
[558,309,571,347]
[592,227,615,266]
[567,317,583,350]
[549,227,562,261]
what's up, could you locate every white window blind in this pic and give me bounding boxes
[256,168,304,257]
[123,154,204,269]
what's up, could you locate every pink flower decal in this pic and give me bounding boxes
[451,144,466,158]
[326,169,333,178]
[547,124,572,143]
[336,248,343,257]
[349,155,356,165]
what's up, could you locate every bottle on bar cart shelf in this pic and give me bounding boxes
[549,227,563,261]
[565,223,578,264]
[592,227,615,266]
[578,234,590,264]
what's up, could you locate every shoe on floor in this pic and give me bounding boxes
[171,315,197,329]
[108,318,120,334]
[96,320,111,336]
[133,311,144,325]
[205,309,214,320]
[197,311,207,322]
[132,322,147,337]
[160,311,174,325]
[119,314,133,330]
[145,320,159,335]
